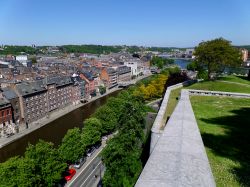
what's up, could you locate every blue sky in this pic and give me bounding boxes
[0,0,249,47]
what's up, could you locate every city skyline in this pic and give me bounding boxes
[0,0,250,47]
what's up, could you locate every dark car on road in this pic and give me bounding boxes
[73,157,87,169]
[87,146,96,157]
[94,142,102,149]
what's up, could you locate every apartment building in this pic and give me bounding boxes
[100,67,118,89]
[117,66,131,82]
[15,81,48,124]
[0,94,13,136]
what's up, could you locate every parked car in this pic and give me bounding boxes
[94,142,102,149]
[86,146,96,157]
[73,157,86,169]
[64,169,76,181]
[101,136,108,141]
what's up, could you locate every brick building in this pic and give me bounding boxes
[15,81,48,124]
[2,88,21,124]
[100,67,118,89]
[79,71,95,98]
[0,92,14,136]
[117,66,131,82]
[43,76,74,111]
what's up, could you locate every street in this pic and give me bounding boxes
[65,138,108,187]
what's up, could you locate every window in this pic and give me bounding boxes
[2,111,4,116]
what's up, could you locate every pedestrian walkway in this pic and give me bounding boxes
[136,90,215,187]
[217,80,250,87]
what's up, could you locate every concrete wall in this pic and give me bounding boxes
[136,89,215,187]
[150,80,196,154]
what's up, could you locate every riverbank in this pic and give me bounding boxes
[0,74,150,150]
[0,87,121,149]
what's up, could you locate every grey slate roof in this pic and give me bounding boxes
[107,67,117,74]
[42,76,73,87]
[2,89,19,100]
[117,66,131,75]
[0,97,10,106]
[15,81,47,96]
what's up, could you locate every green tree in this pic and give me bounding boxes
[25,140,66,186]
[31,57,37,64]
[0,156,36,187]
[187,60,201,71]
[93,105,118,134]
[194,38,242,80]
[102,100,146,187]
[150,56,174,69]
[81,118,102,148]
[99,85,106,95]
[58,128,84,163]
[106,97,126,118]
[102,133,143,187]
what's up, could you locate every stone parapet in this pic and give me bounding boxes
[136,89,215,187]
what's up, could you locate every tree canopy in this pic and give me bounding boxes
[0,156,36,187]
[194,38,242,79]
[24,140,66,186]
[81,118,102,148]
[93,105,118,135]
[150,56,174,69]
[58,128,83,163]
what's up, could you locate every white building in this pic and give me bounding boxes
[15,55,28,67]
[242,49,248,62]
[124,59,143,77]
[185,49,195,56]
[15,55,28,61]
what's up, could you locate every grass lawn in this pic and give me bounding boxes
[190,96,250,187]
[218,75,250,85]
[186,80,250,94]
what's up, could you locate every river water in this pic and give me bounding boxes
[174,59,191,69]
[0,90,121,163]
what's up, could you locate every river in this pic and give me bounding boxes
[174,59,191,69]
[0,90,121,163]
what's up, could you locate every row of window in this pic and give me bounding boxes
[1,110,11,116]
[25,94,46,102]
[27,113,45,120]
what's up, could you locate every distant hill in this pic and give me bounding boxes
[235,45,250,51]
[0,45,189,55]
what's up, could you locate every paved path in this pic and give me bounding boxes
[136,90,215,187]
[217,80,250,87]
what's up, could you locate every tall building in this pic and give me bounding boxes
[241,49,248,62]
